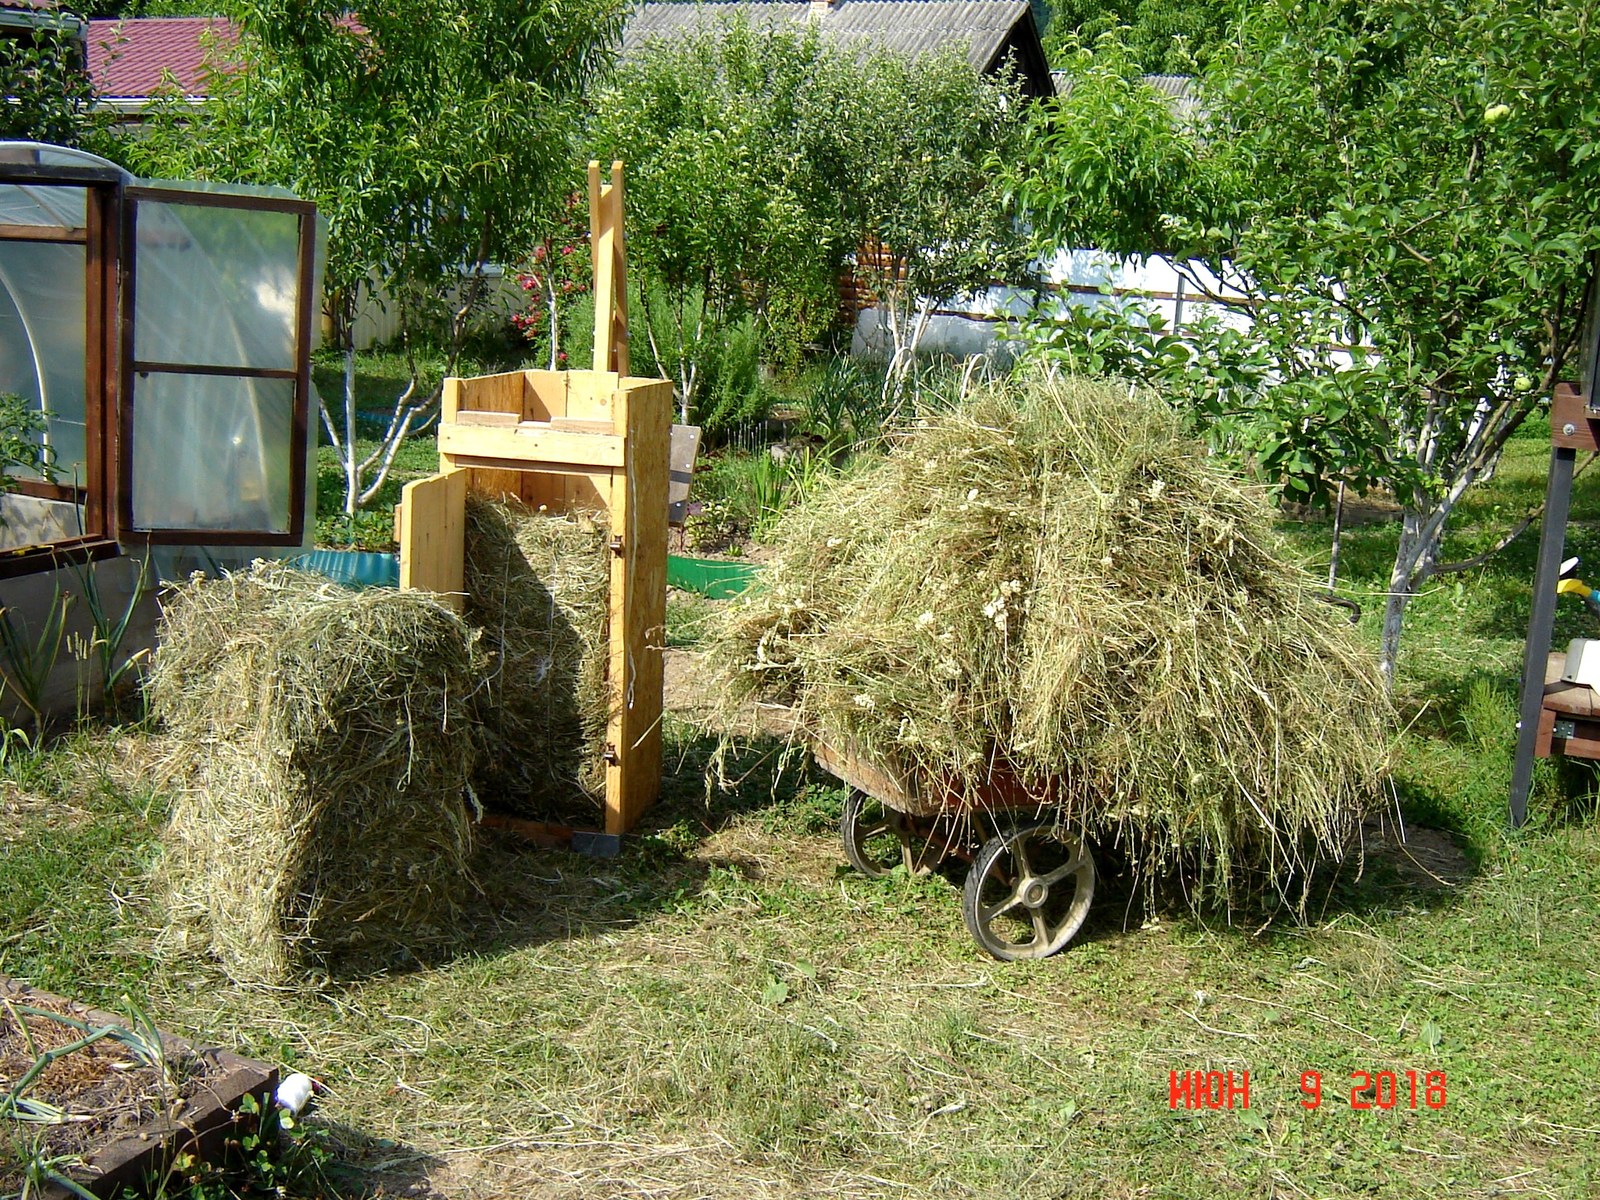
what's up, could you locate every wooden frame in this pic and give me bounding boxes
[0,177,120,573]
[119,187,317,545]
[396,369,673,835]
[0,162,318,560]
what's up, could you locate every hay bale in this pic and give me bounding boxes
[149,563,481,983]
[706,375,1392,904]
[463,497,612,819]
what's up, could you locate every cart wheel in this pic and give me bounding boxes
[962,821,1094,961]
[841,789,923,877]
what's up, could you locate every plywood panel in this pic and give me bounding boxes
[397,470,466,611]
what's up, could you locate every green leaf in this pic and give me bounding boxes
[1419,1018,1443,1053]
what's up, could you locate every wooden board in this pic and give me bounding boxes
[1551,383,1600,452]
[604,376,673,833]
[668,424,702,526]
[589,161,630,377]
[439,422,626,469]
[397,470,466,610]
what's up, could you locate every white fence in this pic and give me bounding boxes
[852,249,1256,362]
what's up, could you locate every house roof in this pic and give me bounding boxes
[87,16,236,101]
[1052,69,1201,117]
[623,0,1050,93]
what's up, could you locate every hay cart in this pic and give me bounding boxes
[811,741,1096,962]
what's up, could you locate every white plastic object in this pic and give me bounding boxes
[275,1072,315,1115]
[1561,639,1600,689]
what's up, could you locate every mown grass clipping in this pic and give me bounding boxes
[148,563,481,983]
[463,497,612,820]
[706,375,1392,905]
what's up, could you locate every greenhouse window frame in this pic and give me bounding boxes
[120,184,317,546]
[0,159,317,564]
[0,168,120,575]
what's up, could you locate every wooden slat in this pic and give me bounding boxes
[438,423,625,468]
[668,424,702,524]
[442,454,629,478]
[0,223,86,243]
[604,376,672,834]
[589,162,630,377]
[454,411,519,428]
[606,162,630,378]
[550,417,614,434]
[397,470,466,611]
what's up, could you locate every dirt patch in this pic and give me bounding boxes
[0,990,226,1191]
[664,647,797,740]
[1358,815,1473,891]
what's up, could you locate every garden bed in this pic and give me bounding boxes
[0,979,276,1199]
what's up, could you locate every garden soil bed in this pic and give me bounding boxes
[0,979,276,1198]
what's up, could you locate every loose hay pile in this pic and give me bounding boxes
[463,497,612,818]
[707,376,1392,904]
[150,563,481,983]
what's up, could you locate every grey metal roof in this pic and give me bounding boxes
[1051,69,1201,118]
[623,0,1035,75]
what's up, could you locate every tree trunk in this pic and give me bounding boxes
[1379,507,1436,690]
[342,339,359,517]
[1328,481,1345,591]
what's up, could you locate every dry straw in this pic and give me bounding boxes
[149,563,482,983]
[463,497,613,819]
[706,375,1392,904]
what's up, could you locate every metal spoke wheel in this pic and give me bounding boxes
[962,821,1095,961]
[841,788,926,877]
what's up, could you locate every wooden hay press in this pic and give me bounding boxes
[395,162,674,841]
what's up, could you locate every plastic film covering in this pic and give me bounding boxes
[0,240,87,482]
[130,373,294,533]
[134,200,299,372]
[130,196,301,534]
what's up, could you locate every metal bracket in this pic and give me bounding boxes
[570,830,622,859]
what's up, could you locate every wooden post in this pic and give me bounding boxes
[589,160,630,377]
[603,376,672,833]
[1511,383,1600,825]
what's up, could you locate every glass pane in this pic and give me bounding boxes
[0,239,87,483]
[134,200,299,371]
[131,372,294,534]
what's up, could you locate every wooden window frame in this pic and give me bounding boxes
[0,163,317,561]
[0,171,120,573]
[119,185,317,546]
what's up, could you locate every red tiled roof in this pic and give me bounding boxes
[0,0,61,11]
[87,17,238,100]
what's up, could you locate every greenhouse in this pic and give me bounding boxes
[0,141,320,560]
[0,140,322,719]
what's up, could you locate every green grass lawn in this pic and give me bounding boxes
[3,417,1600,1197]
